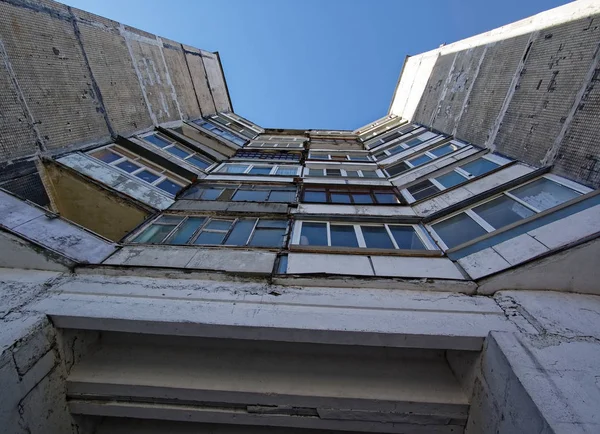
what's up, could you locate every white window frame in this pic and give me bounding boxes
[308,151,373,162]
[305,167,383,178]
[427,174,589,250]
[385,141,467,178]
[365,124,421,148]
[88,144,186,195]
[139,132,215,171]
[216,163,301,176]
[208,113,260,139]
[401,154,511,202]
[372,132,444,160]
[193,119,247,146]
[291,220,437,251]
[131,214,287,248]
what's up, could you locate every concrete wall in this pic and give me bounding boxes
[389,0,600,188]
[0,0,231,165]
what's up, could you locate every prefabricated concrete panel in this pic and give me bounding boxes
[552,37,600,188]
[287,253,375,276]
[412,53,456,126]
[73,10,152,136]
[161,41,201,119]
[431,45,487,134]
[202,50,231,113]
[183,47,216,115]
[0,40,39,160]
[0,1,110,152]
[370,256,464,280]
[126,38,181,124]
[493,17,600,167]
[456,34,530,146]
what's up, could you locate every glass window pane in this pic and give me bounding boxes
[132,224,176,244]
[136,170,160,183]
[432,213,488,249]
[361,170,379,178]
[509,178,580,211]
[156,179,181,194]
[388,145,404,156]
[155,215,184,224]
[144,134,171,148]
[345,170,359,177]
[389,226,425,250]
[249,228,285,247]
[408,154,432,167]
[257,219,288,228]
[300,222,327,246]
[232,189,269,202]
[386,162,410,176]
[352,193,373,204]
[186,155,211,169]
[167,217,206,244]
[221,164,248,173]
[473,196,535,230]
[268,190,296,202]
[116,160,141,173]
[309,169,325,177]
[275,166,298,176]
[224,219,256,246]
[408,180,439,201]
[248,166,272,175]
[165,146,190,159]
[436,171,467,189]
[199,188,224,200]
[205,219,234,230]
[349,155,370,161]
[194,231,226,245]
[361,226,395,249]
[429,143,459,157]
[327,169,342,177]
[374,193,399,204]
[404,138,422,148]
[374,152,386,160]
[330,225,358,248]
[460,158,499,177]
[304,190,327,203]
[90,148,122,163]
[331,192,351,204]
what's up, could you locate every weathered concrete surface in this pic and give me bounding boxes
[390,0,600,188]
[467,290,600,434]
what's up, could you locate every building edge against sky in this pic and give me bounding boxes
[1,1,600,434]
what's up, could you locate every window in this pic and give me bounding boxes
[384,141,465,178]
[365,124,420,147]
[131,215,287,248]
[305,168,382,178]
[207,114,259,139]
[308,151,372,162]
[234,150,300,161]
[216,163,300,176]
[192,119,247,146]
[402,156,506,202]
[302,187,401,205]
[182,184,296,203]
[372,133,436,160]
[141,132,214,170]
[89,145,186,195]
[295,221,433,251]
[429,176,585,249]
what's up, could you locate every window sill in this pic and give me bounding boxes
[289,244,441,257]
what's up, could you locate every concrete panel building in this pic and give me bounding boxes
[1,1,600,434]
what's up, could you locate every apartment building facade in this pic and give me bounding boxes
[1,1,600,434]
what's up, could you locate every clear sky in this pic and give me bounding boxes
[63,0,572,130]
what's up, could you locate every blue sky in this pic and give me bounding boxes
[63,0,571,130]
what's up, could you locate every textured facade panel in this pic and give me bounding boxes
[494,17,600,167]
[553,51,600,188]
[431,45,486,134]
[184,49,216,115]
[412,52,455,125]
[456,34,530,145]
[127,39,180,124]
[75,16,152,136]
[202,51,231,112]
[0,172,50,207]
[162,44,201,120]
[0,44,39,160]
[0,1,110,152]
